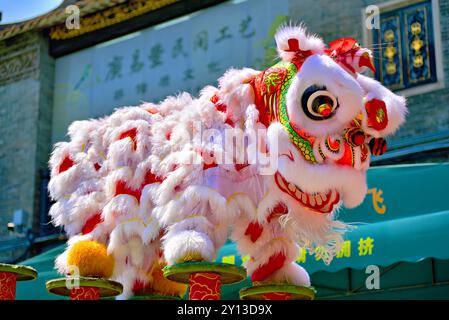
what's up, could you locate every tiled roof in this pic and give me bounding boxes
[0,0,130,41]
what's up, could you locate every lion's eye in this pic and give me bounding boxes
[301,85,339,121]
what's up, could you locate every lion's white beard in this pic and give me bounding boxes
[253,176,351,265]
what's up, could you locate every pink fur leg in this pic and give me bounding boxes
[262,262,311,287]
[233,216,301,284]
[162,229,215,265]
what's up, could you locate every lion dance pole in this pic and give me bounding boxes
[164,262,246,300]
[0,263,37,300]
[46,276,123,300]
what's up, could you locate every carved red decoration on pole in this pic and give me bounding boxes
[0,272,16,300]
[0,263,37,300]
[70,286,101,300]
[188,272,221,300]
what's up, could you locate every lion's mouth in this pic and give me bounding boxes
[274,171,340,214]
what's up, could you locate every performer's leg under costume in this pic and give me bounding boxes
[232,212,310,286]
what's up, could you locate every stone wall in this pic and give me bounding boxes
[0,32,54,249]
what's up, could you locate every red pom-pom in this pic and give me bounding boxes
[365,99,388,131]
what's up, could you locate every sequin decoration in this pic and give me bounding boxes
[250,60,317,164]
[276,62,318,164]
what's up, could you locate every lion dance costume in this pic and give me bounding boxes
[48,25,407,299]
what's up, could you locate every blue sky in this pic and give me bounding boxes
[0,0,63,25]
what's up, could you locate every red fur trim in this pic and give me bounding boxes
[118,128,138,151]
[266,203,288,223]
[291,51,312,69]
[114,170,163,203]
[211,93,233,126]
[143,170,163,185]
[210,94,219,104]
[224,118,234,126]
[132,279,150,294]
[244,221,264,243]
[203,162,218,170]
[235,163,250,172]
[287,38,300,52]
[58,155,74,174]
[251,252,286,282]
[115,180,141,200]
[81,212,102,235]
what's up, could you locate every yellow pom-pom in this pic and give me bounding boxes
[67,240,114,278]
[150,263,187,297]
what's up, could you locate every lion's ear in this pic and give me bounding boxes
[274,24,325,62]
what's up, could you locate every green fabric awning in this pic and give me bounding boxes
[14,163,449,299]
[216,163,449,273]
[16,245,65,300]
[216,209,449,274]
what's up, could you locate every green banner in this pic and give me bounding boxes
[216,163,449,273]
